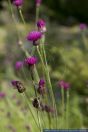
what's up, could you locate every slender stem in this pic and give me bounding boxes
[37,46,53,128]
[30,68,43,131]
[8,0,21,40]
[81,31,88,52]
[61,87,65,127]
[35,6,40,26]
[23,93,41,131]
[18,7,26,25]
[40,38,58,129]
[37,110,42,132]
[66,89,69,129]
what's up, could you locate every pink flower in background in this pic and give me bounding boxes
[0,92,6,99]
[13,0,23,7]
[24,56,37,66]
[35,0,42,6]
[58,80,70,90]
[79,23,87,30]
[15,61,23,70]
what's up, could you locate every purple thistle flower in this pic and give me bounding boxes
[15,61,23,70]
[24,56,37,66]
[37,79,45,95]
[35,0,42,6]
[79,23,87,30]
[0,92,6,99]
[37,19,46,28]
[11,80,18,87]
[27,31,42,43]
[58,80,70,90]
[37,19,46,32]
[39,79,45,87]
[13,0,23,7]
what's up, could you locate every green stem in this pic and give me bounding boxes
[61,88,65,127]
[40,37,58,129]
[23,93,41,131]
[81,31,88,52]
[30,68,43,131]
[18,7,26,25]
[37,46,52,129]
[66,89,69,129]
[35,6,40,26]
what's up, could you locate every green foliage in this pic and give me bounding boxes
[1,0,88,23]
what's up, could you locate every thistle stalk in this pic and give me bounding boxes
[61,87,65,127]
[66,89,69,129]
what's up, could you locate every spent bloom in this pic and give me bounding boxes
[37,19,46,32]
[58,80,70,90]
[79,23,87,30]
[13,0,23,7]
[15,61,23,70]
[27,31,42,45]
[35,0,42,6]
[11,80,26,93]
[32,98,45,111]
[32,98,40,109]
[24,56,37,67]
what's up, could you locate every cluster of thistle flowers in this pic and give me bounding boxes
[11,0,70,115]
[11,0,55,114]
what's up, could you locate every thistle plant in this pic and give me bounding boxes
[7,0,83,131]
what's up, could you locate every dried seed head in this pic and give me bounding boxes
[32,98,40,109]
[11,80,26,93]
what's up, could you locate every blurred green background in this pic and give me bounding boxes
[0,0,88,131]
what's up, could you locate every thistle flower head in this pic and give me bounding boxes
[58,80,70,90]
[39,79,45,87]
[24,56,37,66]
[27,31,42,43]
[35,0,42,6]
[11,80,26,93]
[13,0,23,7]
[37,79,45,95]
[15,61,23,70]
[79,23,87,30]
[37,19,46,28]
[37,19,46,32]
